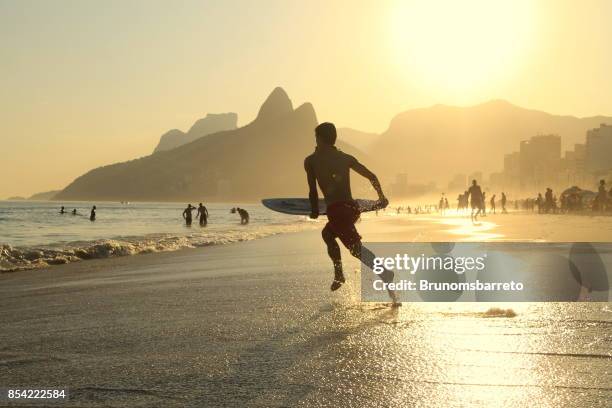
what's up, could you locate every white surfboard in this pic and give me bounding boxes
[262,198,381,216]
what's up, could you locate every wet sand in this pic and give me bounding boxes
[1,213,611,407]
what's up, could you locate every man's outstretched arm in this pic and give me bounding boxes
[304,157,319,219]
[350,158,388,207]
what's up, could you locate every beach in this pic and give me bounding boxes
[1,212,611,407]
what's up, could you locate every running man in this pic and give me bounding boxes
[466,180,484,222]
[304,122,394,296]
[182,204,195,226]
[490,194,496,214]
[197,203,209,226]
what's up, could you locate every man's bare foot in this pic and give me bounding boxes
[331,275,346,291]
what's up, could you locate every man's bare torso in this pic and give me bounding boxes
[304,146,355,205]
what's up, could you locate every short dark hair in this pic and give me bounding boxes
[315,122,337,145]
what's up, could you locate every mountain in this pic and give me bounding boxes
[28,190,61,200]
[369,100,612,184]
[337,128,380,151]
[55,88,366,202]
[153,112,238,153]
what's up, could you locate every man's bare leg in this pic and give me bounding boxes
[349,242,399,305]
[322,226,345,291]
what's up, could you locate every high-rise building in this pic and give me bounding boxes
[518,134,561,190]
[585,124,612,175]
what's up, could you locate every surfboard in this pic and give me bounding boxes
[262,198,381,215]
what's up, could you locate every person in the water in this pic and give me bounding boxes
[182,204,195,226]
[90,205,96,221]
[72,209,77,215]
[304,122,394,298]
[197,203,209,226]
[233,207,249,224]
[59,206,65,214]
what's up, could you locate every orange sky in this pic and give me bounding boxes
[1,0,612,197]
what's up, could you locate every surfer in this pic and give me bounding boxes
[466,180,483,222]
[197,203,209,226]
[59,206,65,214]
[90,205,96,221]
[304,122,394,297]
[182,204,195,226]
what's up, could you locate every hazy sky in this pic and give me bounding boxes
[1,0,612,197]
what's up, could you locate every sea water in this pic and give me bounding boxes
[0,200,313,272]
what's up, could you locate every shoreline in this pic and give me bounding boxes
[4,210,612,275]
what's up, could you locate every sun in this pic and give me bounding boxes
[390,0,536,97]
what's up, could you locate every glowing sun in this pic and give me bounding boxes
[390,0,536,94]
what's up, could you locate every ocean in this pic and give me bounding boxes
[0,200,313,272]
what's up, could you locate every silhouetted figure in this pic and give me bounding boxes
[536,193,543,213]
[501,192,507,213]
[545,188,554,213]
[182,204,195,226]
[72,209,77,215]
[597,180,607,212]
[59,206,65,214]
[90,205,96,221]
[490,194,496,214]
[197,203,209,226]
[466,180,483,222]
[233,207,249,224]
[481,191,487,216]
[304,122,393,297]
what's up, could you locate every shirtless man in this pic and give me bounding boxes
[182,204,195,226]
[304,122,393,295]
[196,203,209,226]
[466,180,483,222]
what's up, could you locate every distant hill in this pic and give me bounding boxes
[337,128,380,151]
[28,190,60,200]
[153,113,238,153]
[368,100,612,183]
[55,88,367,202]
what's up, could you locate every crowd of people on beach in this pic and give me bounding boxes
[514,179,612,214]
[386,178,612,223]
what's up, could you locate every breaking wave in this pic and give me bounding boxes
[0,222,316,273]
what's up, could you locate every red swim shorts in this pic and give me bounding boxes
[324,200,362,248]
